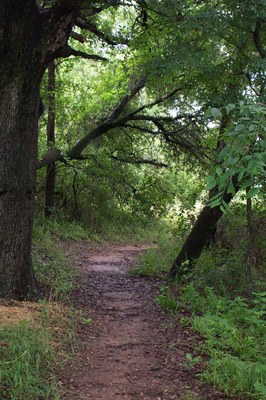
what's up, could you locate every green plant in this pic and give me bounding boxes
[131,232,180,277]
[180,284,266,399]
[184,353,201,369]
[156,287,178,310]
[33,222,77,301]
[0,321,57,400]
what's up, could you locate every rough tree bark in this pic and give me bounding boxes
[0,0,82,298]
[169,189,236,278]
[0,2,42,298]
[44,61,56,218]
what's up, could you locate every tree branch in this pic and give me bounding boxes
[56,44,108,61]
[111,156,168,167]
[130,87,183,115]
[253,19,265,58]
[38,76,146,169]
[71,31,86,43]
[76,18,128,45]
[107,76,146,121]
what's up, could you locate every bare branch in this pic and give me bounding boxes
[71,31,86,43]
[107,76,146,121]
[131,87,183,115]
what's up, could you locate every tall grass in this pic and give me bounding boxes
[0,318,58,399]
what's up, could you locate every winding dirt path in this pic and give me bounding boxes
[60,242,226,400]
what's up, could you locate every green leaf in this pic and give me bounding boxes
[215,166,223,176]
[235,124,245,133]
[221,200,232,213]
[227,180,236,195]
[225,104,235,114]
[206,175,217,191]
[218,146,229,159]
[246,187,260,199]
[211,107,221,118]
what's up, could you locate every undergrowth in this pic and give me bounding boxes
[140,207,266,399]
[33,220,78,301]
[180,285,266,399]
[131,232,180,276]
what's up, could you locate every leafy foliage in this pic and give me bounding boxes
[207,103,266,210]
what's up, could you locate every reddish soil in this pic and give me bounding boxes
[60,242,228,400]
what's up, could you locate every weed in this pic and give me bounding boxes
[184,353,201,369]
[33,223,77,301]
[182,392,199,400]
[167,342,176,351]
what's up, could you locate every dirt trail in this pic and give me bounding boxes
[60,243,226,400]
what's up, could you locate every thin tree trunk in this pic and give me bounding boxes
[45,61,56,218]
[245,193,255,298]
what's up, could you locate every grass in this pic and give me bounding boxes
[137,223,266,399]
[156,286,179,310]
[0,321,57,400]
[34,217,89,242]
[0,301,76,400]
[0,217,83,399]
[33,221,78,301]
[180,284,266,399]
[130,233,180,277]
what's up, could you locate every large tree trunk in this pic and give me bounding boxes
[169,189,236,279]
[0,3,42,298]
[44,61,56,218]
[0,1,80,299]
[0,84,40,298]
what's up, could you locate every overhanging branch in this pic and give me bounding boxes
[76,18,128,45]
[56,44,108,61]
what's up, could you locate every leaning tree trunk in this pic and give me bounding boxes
[169,188,236,279]
[169,112,236,279]
[44,61,56,218]
[0,3,42,298]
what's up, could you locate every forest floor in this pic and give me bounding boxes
[59,242,228,400]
